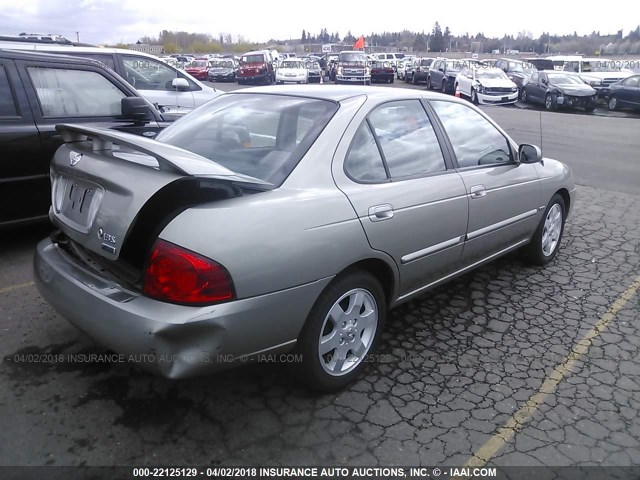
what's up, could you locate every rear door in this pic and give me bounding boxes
[16,59,162,168]
[333,99,469,298]
[0,58,48,225]
[430,100,541,263]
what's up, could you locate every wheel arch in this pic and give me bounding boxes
[555,188,571,218]
[334,257,398,308]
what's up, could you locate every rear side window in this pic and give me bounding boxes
[28,67,126,118]
[0,65,18,117]
[368,100,446,178]
[344,123,388,182]
[156,94,338,186]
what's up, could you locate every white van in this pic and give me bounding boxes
[0,41,221,111]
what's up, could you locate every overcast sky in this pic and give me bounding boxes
[0,0,638,45]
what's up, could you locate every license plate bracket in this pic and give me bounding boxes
[58,177,102,231]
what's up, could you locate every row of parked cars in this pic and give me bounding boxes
[391,54,640,113]
[177,50,325,85]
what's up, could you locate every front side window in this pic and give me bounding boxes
[0,65,18,117]
[156,94,338,186]
[28,67,125,118]
[122,56,196,91]
[431,101,513,168]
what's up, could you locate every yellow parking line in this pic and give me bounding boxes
[0,281,35,294]
[462,274,640,471]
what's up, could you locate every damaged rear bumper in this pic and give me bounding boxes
[34,238,331,378]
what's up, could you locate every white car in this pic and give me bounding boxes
[276,59,308,84]
[455,67,519,105]
[396,57,415,80]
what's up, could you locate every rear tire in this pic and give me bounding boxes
[294,270,386,392]
[522,194,566,266]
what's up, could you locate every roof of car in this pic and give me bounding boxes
[227,85,472,103]
[0,48,106,67]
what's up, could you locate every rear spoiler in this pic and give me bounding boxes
[55,124,272,186]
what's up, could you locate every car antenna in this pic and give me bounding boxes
[539,110,543,154]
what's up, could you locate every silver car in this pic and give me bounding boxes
[34,86,575,391]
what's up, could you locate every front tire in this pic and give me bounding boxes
[471,88,479,104]
[441,80,448,94]
[522,194,566,266]
[545,93,557,111]
[294,270,386,392]
[608,96,619,111]
[521,88,528,103]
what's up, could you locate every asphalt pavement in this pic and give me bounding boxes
[1,83,639,474]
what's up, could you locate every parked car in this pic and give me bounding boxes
[0,49,175,228]
[521,71,598,111]
[495,58,537,95]
[207,59,238,82]
[335,50,371,85]
[34,85,574,391]
[237,50,275,85]
[607,74,640,111]
[304,59,323,83]
[184,59,210,80]
[428,58,463,93]
[562,57,633,96]
[370,61,394,83]
[407,58,434,85]
[276,59,308,84]
[372,52,405,69]
[396,57,415,80]
[0,40,221,110]
[455,67,518,105]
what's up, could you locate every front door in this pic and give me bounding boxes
[429,99,541,263]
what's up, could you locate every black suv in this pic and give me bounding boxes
[0,49,175,228]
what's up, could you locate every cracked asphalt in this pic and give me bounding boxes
[1,99,640,473]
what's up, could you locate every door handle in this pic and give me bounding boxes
[469,185,486,199]
[368,204,394,222]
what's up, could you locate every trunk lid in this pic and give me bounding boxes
[50,124,271,263]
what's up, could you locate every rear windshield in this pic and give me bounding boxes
[156,94,339,186]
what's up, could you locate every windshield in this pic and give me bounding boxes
[210,60,234,68]
[241,54,265,64]
[445,61,463,71]
[281,61,304,69]
[340,52,367,64]
[156,94,339,186]
[510,62,536,75]
[477,70,509,80]
[585,61,623,73]
[547,74,585,85]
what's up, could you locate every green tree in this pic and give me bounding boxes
[431,22,444,52]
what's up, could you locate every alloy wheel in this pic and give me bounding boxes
[318,288,378,376]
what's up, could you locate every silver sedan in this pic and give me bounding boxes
[34,86,575,391]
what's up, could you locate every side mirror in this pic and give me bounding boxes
[519,144,542,164]
[121,97,151,121]
[171,77,190,91]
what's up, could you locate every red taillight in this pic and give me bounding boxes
[143,240,235,305]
